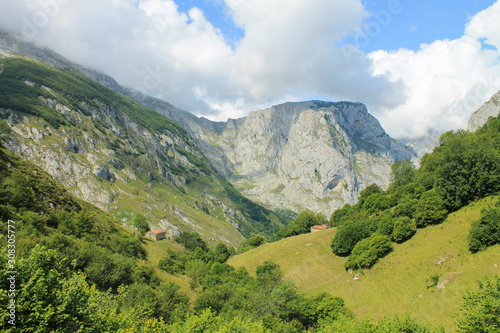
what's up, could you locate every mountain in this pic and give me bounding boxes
[398,130,442,157]
[0,51,288,246]
[107,92,418,215]
[467,89,500,132]
[0,31,417,218]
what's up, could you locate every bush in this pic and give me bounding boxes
[468,206,500,253]
[133,214,149,234]
[393,199,418,219]
[330,204,356,227]
[391,216,417,243]
[414,189,448,228]
[277,211,327,239]
[239,235,266,253]
[389,160,416,191]
[344,234,393,271]
[374,210,394,236]
[456,275,500,333]
[362,193,392,215]
[331,220,372,256]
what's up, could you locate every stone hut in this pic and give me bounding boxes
[310,224,332,233]
[146,229,167,241]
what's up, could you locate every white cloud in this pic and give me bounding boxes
[0,0,499,138]
[368,1,500,138]
[0,0,405,121]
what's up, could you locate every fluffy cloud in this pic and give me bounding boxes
[369,1,500,138]
[0,0,404,119]
[0,0,499,138]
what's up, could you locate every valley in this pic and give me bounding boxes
[0,29,499,333]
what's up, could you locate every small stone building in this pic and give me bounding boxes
[310,224,332,233]
[146,229,167,241]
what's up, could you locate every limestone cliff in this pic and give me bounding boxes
[201,101,417,215]
[467,90,500,132]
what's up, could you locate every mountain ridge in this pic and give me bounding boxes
[0,30,417,216]
[0,55,288,246]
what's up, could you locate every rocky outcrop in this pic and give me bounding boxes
[198,101,417,215]
[113,93,418,215]
[467,90,500,132]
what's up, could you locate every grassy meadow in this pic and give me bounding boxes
[229,195,500,331]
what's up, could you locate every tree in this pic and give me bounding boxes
[330,204,356,227]
[414,189,447,228]
[331,220,372,256]
[357,184,382,207]
[431,128,500,211]
[344,234,393,271]
[391,216,417,243]
[389,160,416,191]
[239,235,266,253]
[214,243,231,263]
[133,214,150,234]
[293,211,327,234]
[456,275,500,333]
[375,210,394,236]
[468,206,500,253]
[362,193,392,214]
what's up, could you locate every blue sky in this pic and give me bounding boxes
[354,0,497,52]
[174,0,497,52]
[1,0,499,138]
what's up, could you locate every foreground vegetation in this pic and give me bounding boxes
[3,143,498,332]
[327,114,500,270]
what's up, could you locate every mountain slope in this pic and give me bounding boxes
[228,195,500,331]
[467,89,500,132]
[0,32,418,216]
[109,92,418,215]
[0,56,285,246]
[203,101,417,215]
[111,93,419,215]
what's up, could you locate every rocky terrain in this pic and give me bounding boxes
[119,91,419,215]
[467,89,500,132]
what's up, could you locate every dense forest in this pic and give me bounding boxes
[0,111,499,331]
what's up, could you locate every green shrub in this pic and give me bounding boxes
[330,203,356,227]
[362,193,392,215]
[132,214,150,234]
[344,234,393,271]
[468,206,500,253]
[393,198,418,219]
[331,220,372,256]
[456,275,500,332]
[414,189,448,228]
[374,210,394,236]
[391,216,417,243]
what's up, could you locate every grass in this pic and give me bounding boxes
[228,195,500,332]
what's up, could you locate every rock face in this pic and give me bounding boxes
[467,90,500,132]
[102,90,418,215]
[198,101,417,214]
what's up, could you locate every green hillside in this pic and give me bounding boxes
[229,195,500,331]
